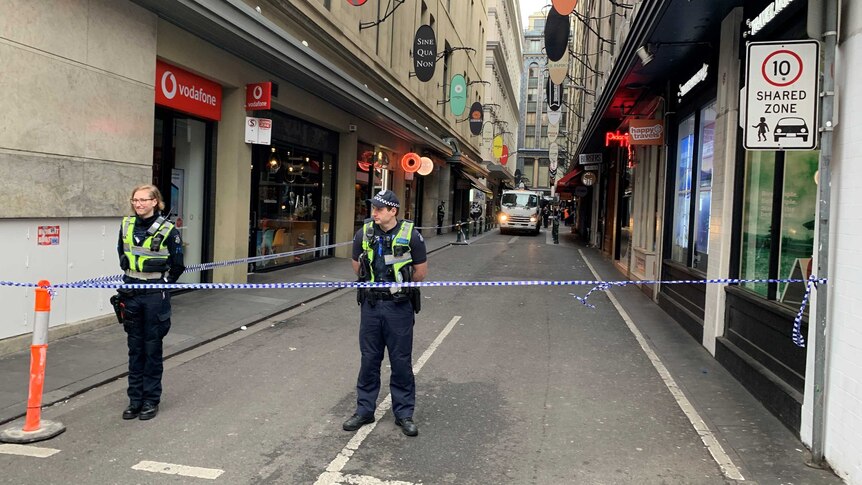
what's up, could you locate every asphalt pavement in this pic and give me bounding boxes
[0,225,845,484]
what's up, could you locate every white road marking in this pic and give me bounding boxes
[317,471,416,484]
[314,316,463,485]
[132,460,224,480]
[0,443,61,458]
[507,236,519,244]
[578,250,744,481]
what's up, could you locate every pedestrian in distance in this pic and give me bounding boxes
[346,190,428,437]
[114,184,184,421]
[436,201,445,235]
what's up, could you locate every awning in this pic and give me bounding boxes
[556,167,584,190]
[459,171,493,194]
[485,162,516,186]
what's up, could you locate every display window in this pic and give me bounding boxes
[669,100,716,272]
[250,142,335,270]
[739,150,818,305]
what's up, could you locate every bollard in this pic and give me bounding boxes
[552,218,560,244]
[455,222,462,243]
[472,219,478,237]
[1,281,66,443]
[478,217,484,234]
[465,220,471,240]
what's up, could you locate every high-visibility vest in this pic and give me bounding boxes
[121,216,174,273]
[361,220,414,283]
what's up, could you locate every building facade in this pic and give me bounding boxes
[564,0,862,481]
[0,0,489,343]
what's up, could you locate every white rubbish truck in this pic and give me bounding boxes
[498,189,541,235]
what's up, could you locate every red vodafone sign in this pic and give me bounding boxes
[245,82,272,110]
[500,145,509,165]
[155,60,222,121]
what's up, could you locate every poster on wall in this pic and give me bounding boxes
[171,168,184,227]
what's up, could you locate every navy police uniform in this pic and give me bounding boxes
[350,193,427,424]
[116,212,184,418]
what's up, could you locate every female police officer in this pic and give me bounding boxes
[343,190,427,437]
[116,184,184,420]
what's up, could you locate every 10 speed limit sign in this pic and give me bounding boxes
[743,40,820,150]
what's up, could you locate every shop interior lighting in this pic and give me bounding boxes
[268,147,281,171]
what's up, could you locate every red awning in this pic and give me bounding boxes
[556,167,583,190]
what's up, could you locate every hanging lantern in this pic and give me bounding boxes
[418,156,434,176]
[401,152,421,173]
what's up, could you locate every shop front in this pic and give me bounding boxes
[153,60,220,283]
[248,110,337,271]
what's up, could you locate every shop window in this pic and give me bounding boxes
[670,101,716,272]
[740,150,818,304]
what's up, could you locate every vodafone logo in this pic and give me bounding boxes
[161,70,177,99]
[253,85,263,100]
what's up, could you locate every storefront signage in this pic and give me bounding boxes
[412,25,437,82]
[582,172,596,186]
[579,153,602,165]
[548,122,559,142]
[678,63,708,99]
[605,130,629,147]
[469,102,483,135]
[546,78,563,112]
[743,40,819,150]
[747,0,796,36]
[547,109,561,126]
[244,116,272,145]
[244,82,272,110]
[544,8,570,62]
[37,225,60,246]
[450,74,467,116]
[552,0,577,16]
[628,119,664,145]
[155,60,222,121]
[401,152,421,173]
[493,135,504,158]
[501,145,509,165]
[549,142,559,163]
[547,58,568,85]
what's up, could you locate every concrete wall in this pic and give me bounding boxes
[0,0,156,218]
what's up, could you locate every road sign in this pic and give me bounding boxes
[744,40,819,150]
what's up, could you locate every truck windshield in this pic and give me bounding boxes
[501,193,538,208]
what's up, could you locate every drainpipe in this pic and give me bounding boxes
[809,0,838,468]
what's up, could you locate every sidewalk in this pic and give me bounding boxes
[0,228,476,426]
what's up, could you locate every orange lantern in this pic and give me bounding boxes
[401,152,421,173]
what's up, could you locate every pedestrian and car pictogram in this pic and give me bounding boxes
[743,40,819,150]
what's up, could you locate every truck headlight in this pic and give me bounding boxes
[499,214,508,222]
[530,216,537,223]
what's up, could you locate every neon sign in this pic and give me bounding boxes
[605,131,630,147]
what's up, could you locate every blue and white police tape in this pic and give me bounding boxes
[0,276,821,349]
[63,241,356,286]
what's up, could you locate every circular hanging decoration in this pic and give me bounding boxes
[544,9,571,62]
[468,102,484,136]
[418,156,434,176]
[346,0,368,4]
[413,25,437,82]
[492,135,504,158]
[450,74,467,116]
[401,152,421,173]
[547,110,562,126]
[501,145,509,166]
[552,0,577,15]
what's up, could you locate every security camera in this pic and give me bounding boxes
[348,124,357,133]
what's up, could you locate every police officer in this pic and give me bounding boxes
[344,190,427,437]
[116,184,184,421]
[436,200,445,235]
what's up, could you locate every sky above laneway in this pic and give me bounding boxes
[519,0,548,26]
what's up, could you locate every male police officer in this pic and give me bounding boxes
[344,190,427,437]
[116,184,184,421]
